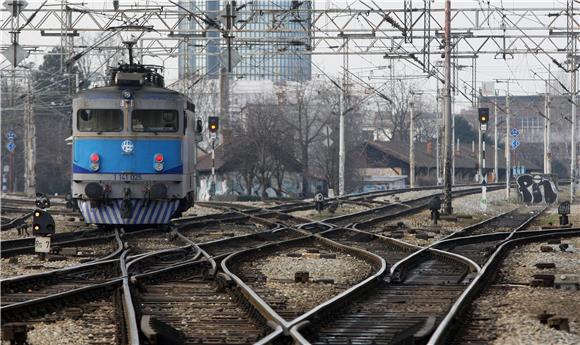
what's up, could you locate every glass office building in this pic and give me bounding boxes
[178,1,312,82]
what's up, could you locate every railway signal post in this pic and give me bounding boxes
[479,107,490,211]
[32,209,55,259]
[208,116,219,198]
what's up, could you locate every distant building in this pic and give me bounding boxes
[478,95,578,144]
[466,94,580,178]
[361,140,540,187]
[178,0,312,82]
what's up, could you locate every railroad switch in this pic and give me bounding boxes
[428,196,442,225]
[535,311,572,333]
[530,274,555,287]
[554,275,580,291]
[535,262,556,269]
[415,232,430,240]
[548,317,570,332]
[295,271,310,283]
[558,201,571,226]
[1,323,28,345]
[140,315,186,345]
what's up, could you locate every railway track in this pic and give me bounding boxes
[428,228,580,345]
[198,228,305,259]
[291,244,475,345]
[436,206,545,266]
[328,186,503,228]
[123,228,188,255]
[321,228,418,271]
[225,236,382,321]
[1,186,569,344]
[128,259,272,344]
[0,259,122,309]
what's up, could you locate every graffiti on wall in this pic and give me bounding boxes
[516,174,558,204]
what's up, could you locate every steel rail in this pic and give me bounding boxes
[284,204,550,343]
[428,228,580,344]
[391,205,545,281]
[0,278,123,321]
[119,250,140,345]
[254,326,286,345]
[221,234,386,336]
[1,230,117,258]
[0,211,33,231]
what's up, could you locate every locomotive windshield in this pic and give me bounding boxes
[132,109,178,132]
[77,109,123,132]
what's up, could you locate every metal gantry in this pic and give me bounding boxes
[1,1,579,197]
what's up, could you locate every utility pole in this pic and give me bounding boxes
[478,118,482,181]
[505,82,511,200]
[569,0,577,202]
[544,72,551,175]
[338,36,348,196]
[443,0,453,214]
[436,86,441,184]
[409,93,415,188]
[220,1,235,129]
[494,90,499,182]
[24,77,36,197]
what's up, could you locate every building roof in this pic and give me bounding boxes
[197,142,303,173]
[365,140,541,171]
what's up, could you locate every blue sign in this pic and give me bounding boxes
[6,130,15,141]
[511,139,520,149]
[511,128,520,137]
[6,141,15,153]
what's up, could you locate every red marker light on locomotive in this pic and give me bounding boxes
[154,153,164,172]
[89,153,100,171]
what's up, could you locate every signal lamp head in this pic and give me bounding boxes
[34,211,41,217]
[208,116,219,133]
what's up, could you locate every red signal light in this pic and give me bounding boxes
[154,153,164,162]
[90,153,100,163]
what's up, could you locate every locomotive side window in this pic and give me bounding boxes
[132,110,178,132]
[77,109,123,132]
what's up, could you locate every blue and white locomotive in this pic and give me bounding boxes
[71,61,198,225]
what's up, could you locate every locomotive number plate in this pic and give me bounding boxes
[114,173,143,181]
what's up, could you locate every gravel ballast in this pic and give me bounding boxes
[238,244,374,318]
[374,188,518,245]
[0,242,115,278]
[457,236,580,345]
[24,300,118,345]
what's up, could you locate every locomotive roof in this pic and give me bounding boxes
[77,85,182,100]
[79,85,179,95]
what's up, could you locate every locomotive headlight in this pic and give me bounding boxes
[121,89,132,99]
[154,162,164,172]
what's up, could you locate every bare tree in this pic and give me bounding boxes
[277,82,329,196]
[310,81,367,193]
[76,34,124,88]
[229,99,296,198]
[374,80,431,142]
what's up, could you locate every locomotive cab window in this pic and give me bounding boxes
[132,110,178,132]
[77,109,123,132]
